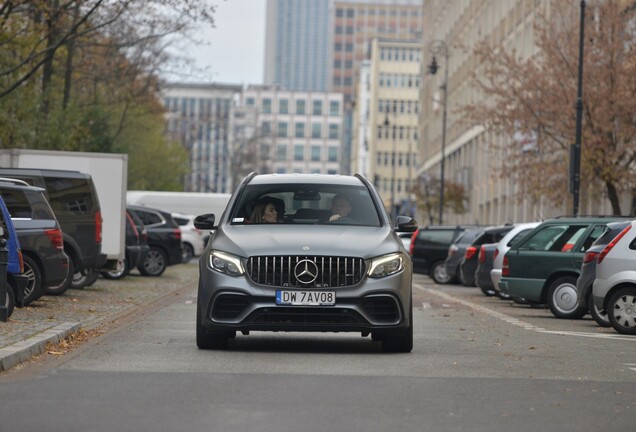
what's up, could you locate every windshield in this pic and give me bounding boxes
[229,183,381,227]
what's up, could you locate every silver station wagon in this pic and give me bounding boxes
[194,173,416,352]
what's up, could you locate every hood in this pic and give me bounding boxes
[211,224,400,259]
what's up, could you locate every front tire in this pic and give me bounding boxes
[22,255,43,305]
[182,243,194,263]
[102,259,129,280]
[381,301,413,353]
[608,287,636,335]
[138,247,167,277]
[196,305,230,349]
[547,276,586,319]
[2,285,15,318]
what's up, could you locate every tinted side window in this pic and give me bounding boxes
[43,177,94,215]
[578,225,607,252]
[2,189,32,218]
[173,216,189,226]
[135,210,163,226]
[519,225,587,252]
[418,230,455,245]
[507,229,532,247]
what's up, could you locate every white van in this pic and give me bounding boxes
[126,191,231,220]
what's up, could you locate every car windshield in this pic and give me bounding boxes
[229,183,381,227]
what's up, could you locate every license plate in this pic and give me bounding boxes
[276,290,336,306]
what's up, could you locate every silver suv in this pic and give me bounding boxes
[194,173,416,352]
[592,219,636,334]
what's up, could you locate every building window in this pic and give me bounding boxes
[262,98,271,114]
[294,145,304,161]
[345,43,353,52]
[311,146,321,161]
[276,144,287,161]
[261,121,271,135]
[334,59,342,68]
[312,100,322,115]
[279,99,288,114]
[336,8,343,17]
[328,147,338,162]
[246,97,255,106]
[329,101,340,116]
[334,43,342,51]
[296,99,306,115]
[295,122,305,138]
[277,122,288,137]
[311,123,322,139]
[328,124,339,139]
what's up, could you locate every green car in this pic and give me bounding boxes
[499,216,630,319]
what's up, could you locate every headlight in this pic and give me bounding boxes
[208,250,245,276]
[367,253,404,278]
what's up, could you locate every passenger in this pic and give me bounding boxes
[250,197,281,223]
[329,194,353,222]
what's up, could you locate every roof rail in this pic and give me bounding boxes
[0,177,30,186]
[554,214,635,218]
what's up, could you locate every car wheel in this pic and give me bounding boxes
[71,267,91,289]
[431,261,451,284]
[22,255,43,306]
[101,259,129,280]
[85,268,99,286]
[138,247,167,277]
[46,258,73,296]
[586,291,609,327]
[196,305,230,349]
[480,286,496,297]
[608,287,636,335]
[2,284,15,318]
[182,243,194,263]
[547,276,586,319]
[381,301,413,353]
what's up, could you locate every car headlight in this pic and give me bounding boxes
[367,253,404,278]
[208,250,245,276]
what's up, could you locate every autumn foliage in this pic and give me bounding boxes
[462,1,636,215]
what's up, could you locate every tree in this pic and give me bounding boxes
[413,176,469,225]
[461,1,636,215]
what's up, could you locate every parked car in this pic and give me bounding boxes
[398,232,413,252]
[194,173,416,351]
[575,220,631,327]
[499,216,630,319]
[0,195,28,317]
[172,212,206,262]
[410,225,473,283]
[445,228,485,285]
[101,210,149,280]
[490,222,540,298]
[127,205,183,276]
[0,179,69,303]
[0,168,104,290]
[460,225,514,287]
[475,243,499,296]
[591,219,636,334]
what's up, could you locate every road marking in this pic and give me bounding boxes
[414,283,636,342]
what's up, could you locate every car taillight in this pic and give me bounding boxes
[493,249,499,261]
[45,228,64,250]
[583,251,599,264]
[95,211,102,244]
[502,256,509,277]
[173,228,182,240]
[598,224,632,264]
[465,246,478,260]
[478,245,486,263]
[410,228,419,255]
[448,245,457,257]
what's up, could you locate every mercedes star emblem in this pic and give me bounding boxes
[294,259,319,284]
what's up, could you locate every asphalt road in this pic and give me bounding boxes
[0,267,635,431]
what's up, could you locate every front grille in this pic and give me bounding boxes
[246,255,366,288]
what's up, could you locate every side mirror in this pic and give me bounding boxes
[395,216,417,232]
[194,213,216,230]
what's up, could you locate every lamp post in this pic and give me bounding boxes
[570,1,586,216]
[384,101,397,225]
[428,40,449,225]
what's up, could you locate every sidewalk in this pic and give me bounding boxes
[0,262,199,372]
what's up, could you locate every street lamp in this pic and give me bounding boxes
[428,40,449,225]
[384,101,397,225]
[570,0,586,216]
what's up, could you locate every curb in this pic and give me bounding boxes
[0,322,80,372]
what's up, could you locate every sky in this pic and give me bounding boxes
[179,0,266,85]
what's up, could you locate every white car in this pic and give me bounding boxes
[592,219,636,335]
[490,222,540,297]
[172,212,206,262]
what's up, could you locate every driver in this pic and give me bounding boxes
[329,194,352,222]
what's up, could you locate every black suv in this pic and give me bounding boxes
[127,205,183,276]
[459,225,514,287]
[0,179,69,303]
[410,225,474,284]
[0,168,104,290]
[101,209,149,280]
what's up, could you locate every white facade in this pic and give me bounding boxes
[240,86,344,175]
